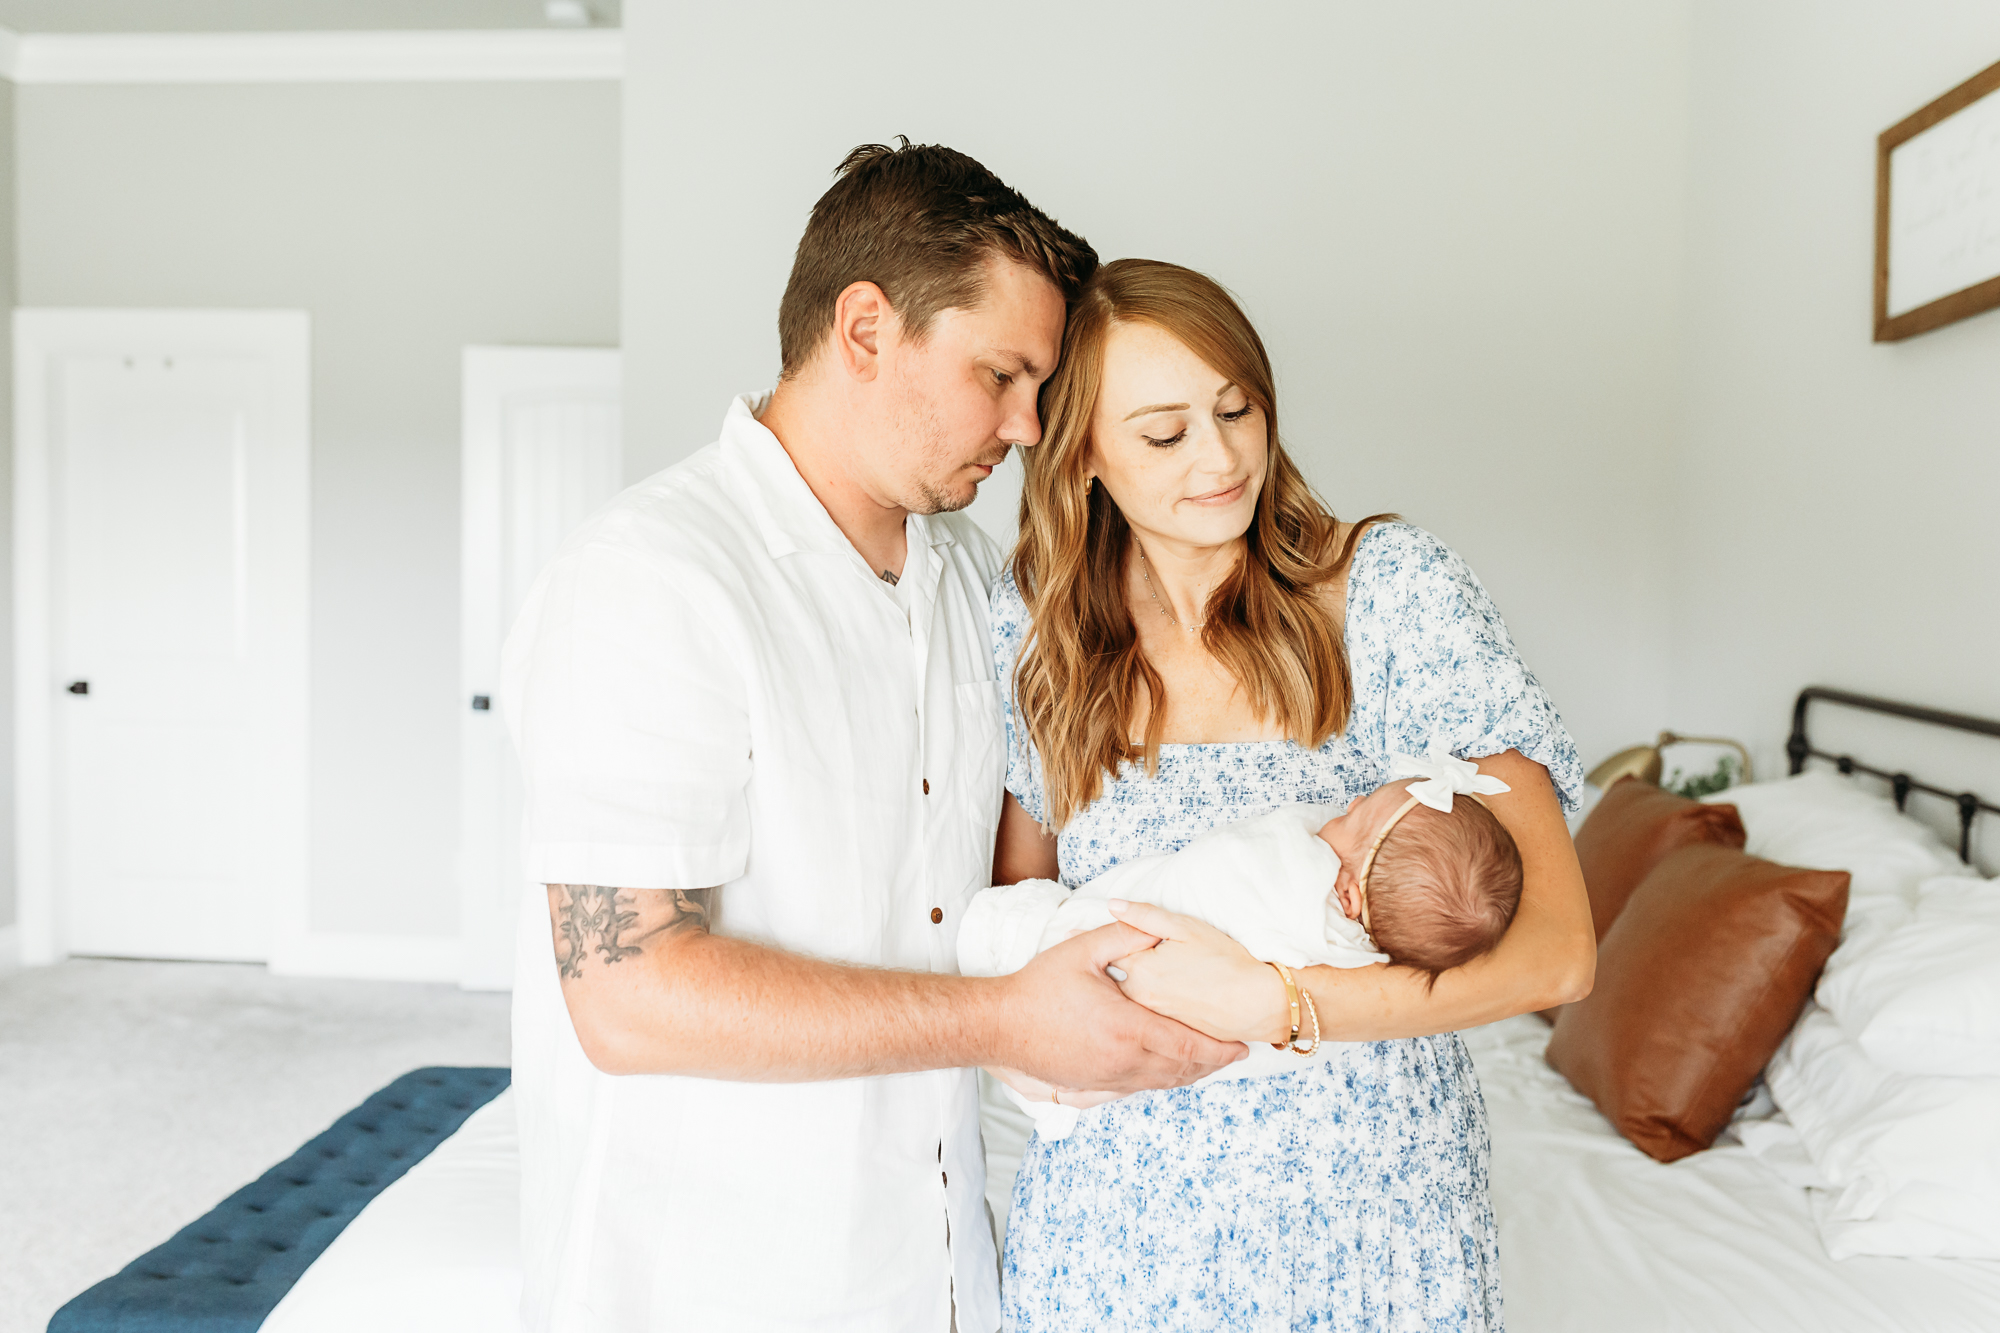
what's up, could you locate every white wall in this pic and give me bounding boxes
[1672,2,2000,862]
[0,80,13,937]
[622,0,1692,775]
[16,81,620,940]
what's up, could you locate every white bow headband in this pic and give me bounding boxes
[1387,741,1512,813]
[1353,742,1511,931]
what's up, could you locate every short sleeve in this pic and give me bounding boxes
[1351,524,1585,814]
[989,570,1051,826]
[500,543,752,889]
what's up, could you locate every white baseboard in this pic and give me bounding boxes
[0,924,467,982]
[270,931,463,984]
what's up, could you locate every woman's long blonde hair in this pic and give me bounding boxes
[1011,258,1388,827]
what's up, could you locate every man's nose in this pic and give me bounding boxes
[1002,396,1043,449]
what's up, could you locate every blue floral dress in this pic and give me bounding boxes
[991,522,1582,1333]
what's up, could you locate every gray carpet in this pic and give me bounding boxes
[0,958,510,1333]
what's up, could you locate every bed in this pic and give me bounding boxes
[51,687,2000,1332]
[1470,1013,2000,1331]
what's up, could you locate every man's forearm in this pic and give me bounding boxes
[549,884,1015,1079]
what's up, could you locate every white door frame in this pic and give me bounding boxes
[458,344,621,989]
[13,309,311,965]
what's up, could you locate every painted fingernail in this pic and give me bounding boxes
[1106,966,1129,982]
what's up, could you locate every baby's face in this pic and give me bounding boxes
[1315,780,1419,922]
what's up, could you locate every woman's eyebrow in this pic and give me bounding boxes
[1121,383,1240,421]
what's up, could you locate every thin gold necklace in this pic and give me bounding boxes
[1137,545,1204,633]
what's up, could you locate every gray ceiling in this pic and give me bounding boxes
[0,1,620,32]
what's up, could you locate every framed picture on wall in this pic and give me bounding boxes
[1875,57,2000,342]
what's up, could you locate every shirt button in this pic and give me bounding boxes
[941,1171,949,1187]
[930,907,944,924]
[922,778,930,795]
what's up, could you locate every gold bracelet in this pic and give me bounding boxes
[1289,983,1321,1058]
[1265,961,1300,1050]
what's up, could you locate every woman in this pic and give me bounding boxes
[988,258,1595,1331]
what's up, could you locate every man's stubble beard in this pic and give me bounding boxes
[899,387,987,517]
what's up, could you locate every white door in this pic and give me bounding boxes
[15,311,310,963]
[459,346,621,990]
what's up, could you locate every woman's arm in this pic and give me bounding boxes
[994,792,1060,885]
[1109,749,1595,1043]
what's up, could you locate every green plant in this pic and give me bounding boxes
[1667,753,1740,799]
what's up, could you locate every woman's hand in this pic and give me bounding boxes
[983,1066,1123,1111]
[1105,900,1292,1046]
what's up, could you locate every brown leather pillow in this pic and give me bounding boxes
[1544,843,1849,1162]
[1574,777,1748,940]
[1538,778,1748,1023]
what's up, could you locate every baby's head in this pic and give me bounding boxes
[1317,778,1523,987]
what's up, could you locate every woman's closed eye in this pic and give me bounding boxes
[1144,404,1253,447]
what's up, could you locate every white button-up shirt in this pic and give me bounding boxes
[502,395,1006,1333]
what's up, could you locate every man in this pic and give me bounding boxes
[502,141,1245,1333]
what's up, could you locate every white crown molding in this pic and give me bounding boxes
[0,27,621,85]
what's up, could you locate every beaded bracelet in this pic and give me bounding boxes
[1291,984,1322,1058]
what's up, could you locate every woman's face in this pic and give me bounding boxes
[1085,321,1267,555]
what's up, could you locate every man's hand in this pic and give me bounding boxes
[992,921,1247,1093]
[984,1066,1123,1112]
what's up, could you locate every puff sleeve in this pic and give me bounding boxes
[1344,524,1584,813]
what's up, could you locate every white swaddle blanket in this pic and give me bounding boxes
[958,803,1389,1139]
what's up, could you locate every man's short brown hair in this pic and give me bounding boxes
[777,139,1098,379]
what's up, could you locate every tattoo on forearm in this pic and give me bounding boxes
[547,884,712,981]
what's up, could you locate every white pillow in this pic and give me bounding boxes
[1816,874,2000,1077]
[1704,771,1964,984]
[1762,1005,2000,1259]
[1704,770,1960,906]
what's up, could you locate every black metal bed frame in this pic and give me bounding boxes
[1786,686,2000,863]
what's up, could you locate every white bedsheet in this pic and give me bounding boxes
[1466,1014,2000,1332]
[263,1028,2000,1332]
[260,1090,521,1333]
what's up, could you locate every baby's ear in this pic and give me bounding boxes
[1332,867,1363,921]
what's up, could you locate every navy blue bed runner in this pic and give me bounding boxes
[50,1065,510,1333]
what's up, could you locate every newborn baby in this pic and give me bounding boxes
[961,748,1524,1138]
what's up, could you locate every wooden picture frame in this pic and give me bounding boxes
[1875,57,2000,342]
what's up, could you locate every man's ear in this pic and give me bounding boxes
[830,280,891,383]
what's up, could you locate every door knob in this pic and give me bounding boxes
[67,681,89,695]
